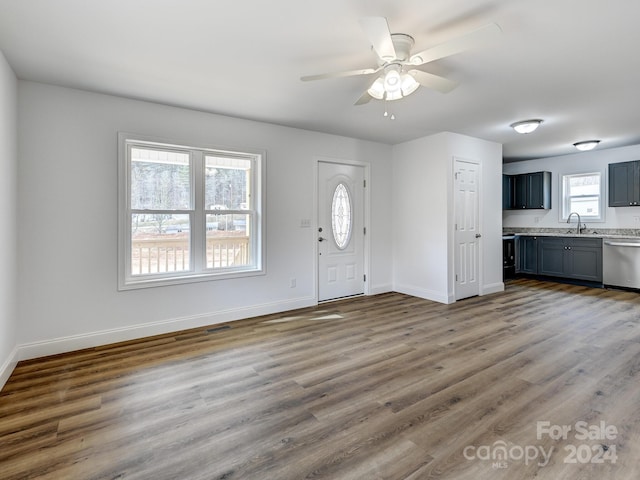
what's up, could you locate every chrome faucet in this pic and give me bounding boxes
[567,212,583,234]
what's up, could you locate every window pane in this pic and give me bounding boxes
[205,213,250,269]
[569,175,600,196]
[131,148,191,210]
[131,213,190,275]
[570,196,599,217]
[332,183,352,249]
[205,156,251,210]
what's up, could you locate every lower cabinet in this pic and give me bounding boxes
[538,237,603,283]
[516,235,603,283]
[516,236,538,274]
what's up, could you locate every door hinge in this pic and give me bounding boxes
[363,227,367,235]
[363,179,366,188]
[455,274,458,281]
[364,274,367,282]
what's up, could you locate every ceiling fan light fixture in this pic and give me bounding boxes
[385,89,403,101]
[367,77,386,100]
[511,119,543,134]
[573,140,600,151]
[383,68,402,93]
[400,73,420,97]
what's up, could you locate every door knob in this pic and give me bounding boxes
[318,237,326,242]
[475,234,482,238]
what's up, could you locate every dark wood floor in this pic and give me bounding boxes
[1,279,640,479]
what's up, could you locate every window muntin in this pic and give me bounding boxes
[119,135,264,289]
[561,172,603,221]
[331,182,352,249]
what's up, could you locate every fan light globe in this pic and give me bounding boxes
[401,73,420,96]
[385,90,403,101]
[367,77,386,100]
[384,69,401,93]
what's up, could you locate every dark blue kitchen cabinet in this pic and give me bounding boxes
[538,237,565,276]
[608,160,640,207]
[538,237,602,283]
[503,171,551,209]
[516,235,538,274]
[502,174,515,210]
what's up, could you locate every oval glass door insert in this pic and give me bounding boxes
[331,183,352,249]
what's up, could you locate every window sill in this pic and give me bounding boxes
[118,267,265,291]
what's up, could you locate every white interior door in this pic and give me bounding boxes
[454,159,481,300]
[318,162,365,302]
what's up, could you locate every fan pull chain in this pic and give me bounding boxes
[383,100,396,120]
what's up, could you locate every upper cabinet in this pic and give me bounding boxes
[503,171,551,210]
[608,160,640,207]
[502,174,515,210]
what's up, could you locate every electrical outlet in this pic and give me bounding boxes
[534,217,540,224]
[635,216,640,224]
[289,278,296,288]
[300,219,311,228]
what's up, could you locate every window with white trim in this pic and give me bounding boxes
[561,172,604,221]
[118,135,264,289]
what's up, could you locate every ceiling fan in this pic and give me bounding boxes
[301,17,502,105]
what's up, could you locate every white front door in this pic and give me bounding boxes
[318,161,365,302]
[454,159,481,300]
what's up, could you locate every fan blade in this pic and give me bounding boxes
[359,16,397,61]
[301,67,379,82]
[409,70,459,93]
[354,91,373,106]
[410,23,502,65]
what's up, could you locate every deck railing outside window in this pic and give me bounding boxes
[131,236,249,275]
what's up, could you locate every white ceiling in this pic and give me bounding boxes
[2,0,640,162]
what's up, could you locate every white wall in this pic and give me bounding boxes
[503,145,640,230]
[17,82,393,359]
[392,132,503,304]
[0,50,18,389]
[392,133,451,302]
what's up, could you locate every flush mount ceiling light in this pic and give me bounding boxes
[510,119,543,134]
[573,140,600,151]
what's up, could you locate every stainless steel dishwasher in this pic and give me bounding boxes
[603,238,640,288]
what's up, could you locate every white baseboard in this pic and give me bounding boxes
[369,283,393,295]
[481,282,505,296]
[393,283,453,304]
[0,346,18,392]
[17,296,316,362]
